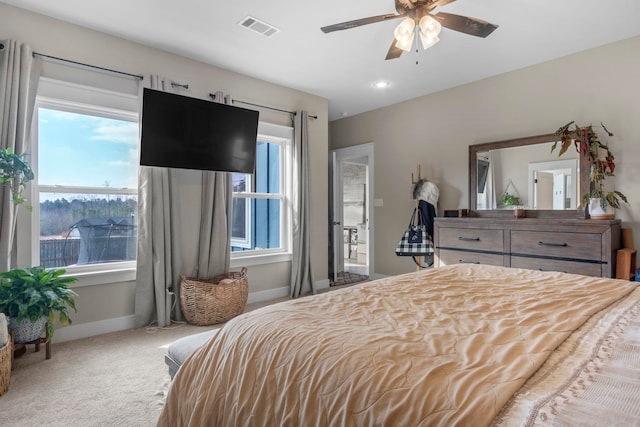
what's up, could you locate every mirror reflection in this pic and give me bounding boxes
[528,159,577,210]
[475,142,579,211]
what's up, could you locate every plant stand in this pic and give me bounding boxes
[10,322,51,367]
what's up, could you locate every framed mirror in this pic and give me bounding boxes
[469,133,589,218]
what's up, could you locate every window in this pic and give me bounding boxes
[24,77,139,280]
[231,123,292,259]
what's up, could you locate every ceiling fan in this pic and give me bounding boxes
[321,0,498,60]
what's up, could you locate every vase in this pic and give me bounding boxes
[588,198,615,220]
[8,316,47,344]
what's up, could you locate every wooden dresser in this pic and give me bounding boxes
[434,218,621,278]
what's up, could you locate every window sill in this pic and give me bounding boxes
[63,252,291,287]
[67,267,136,288]
[230,252,292,269]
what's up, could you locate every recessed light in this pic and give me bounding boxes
[372,80,391,89]
[341,112,349,117]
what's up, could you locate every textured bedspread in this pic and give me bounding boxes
[158,264,637,426]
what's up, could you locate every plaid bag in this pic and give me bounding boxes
[395,208,433,256]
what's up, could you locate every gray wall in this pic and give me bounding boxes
[330,36,640,276]
[1,3,329,335]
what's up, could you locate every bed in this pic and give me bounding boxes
[157,264,640,426]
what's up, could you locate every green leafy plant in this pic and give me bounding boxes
[0,147,34,208]
[552,121,628,210]
[500,192,522,206]
[0,266,77,338]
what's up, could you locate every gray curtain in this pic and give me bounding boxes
[290,110,315,297]
[134,83,232,328]
[134,76,182,328]
[0,40,41,271]
[196,91,232,278]
[196,171,232,277]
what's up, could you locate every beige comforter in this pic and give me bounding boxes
[158,264,637,426]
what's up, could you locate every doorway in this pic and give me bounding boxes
[330,143,374,285]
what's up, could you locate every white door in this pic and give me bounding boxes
[535,172,554,209]
[330,150,344,282]
[330,144,374,282]
[553,173,566,209]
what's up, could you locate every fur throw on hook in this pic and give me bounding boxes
[412,179,439,206]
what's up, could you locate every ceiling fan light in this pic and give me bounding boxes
[419,32,440,50]
[394,18,415,42]
[419,15,442,38]
[395,36,414,52]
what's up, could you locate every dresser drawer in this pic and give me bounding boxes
[510,230,601,261]
[438,249,506,267]
[438,228,504,252]
[510,256,602,277]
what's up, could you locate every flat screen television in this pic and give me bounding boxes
[140,88,259,173]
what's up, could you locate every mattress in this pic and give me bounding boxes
[158,264,639,426]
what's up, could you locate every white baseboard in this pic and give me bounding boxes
[54,315,136,343]
[246,286,289,304]
[53,278,352,342]
[247,279,331,303]
[315,278,330,290]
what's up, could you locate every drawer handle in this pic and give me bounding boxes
[458,237,480,241]
[459,260,481,264]
[539,268,568,273]
[538,241,568,247]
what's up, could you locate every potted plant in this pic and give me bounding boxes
[0,266,77,343]
[1,148,34,268]
[0,147,34,209]
[552,121,628,219]
[500,192,522,207]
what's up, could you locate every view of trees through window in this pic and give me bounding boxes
[39,195,138,268]
[37,106,139,268]
[40,196,137,237]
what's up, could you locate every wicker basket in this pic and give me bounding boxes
[0,336,11,397]
[180,267,249,326]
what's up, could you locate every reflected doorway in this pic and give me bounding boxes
[528,159,577,210]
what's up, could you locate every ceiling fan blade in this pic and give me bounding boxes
[435,12,498,38]
[321,13,405,33]
[385,39,404,60]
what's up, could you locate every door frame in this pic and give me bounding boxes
[330,143,374,281]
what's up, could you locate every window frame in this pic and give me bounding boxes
[18,77,139,286]
[230,122,293,266]
[231,173,253,249]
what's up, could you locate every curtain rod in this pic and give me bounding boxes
[33,52,144,80]
[208,93,317,119]
[30,53,318,119]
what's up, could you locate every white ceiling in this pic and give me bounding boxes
[3,0,640,121]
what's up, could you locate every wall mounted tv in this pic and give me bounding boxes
[140,88,259,173]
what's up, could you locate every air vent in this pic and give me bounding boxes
[239,16,280,37]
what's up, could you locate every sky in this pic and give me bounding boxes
[38,108,139,191]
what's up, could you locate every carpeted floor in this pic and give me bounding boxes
[0,282,365,426]
[0,295,290,427]
[0,321,219,427]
